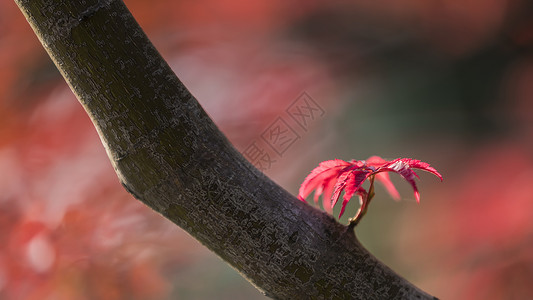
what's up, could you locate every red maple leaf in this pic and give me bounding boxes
[298,156,442,226]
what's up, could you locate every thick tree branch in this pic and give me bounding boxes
[15,0,437,299]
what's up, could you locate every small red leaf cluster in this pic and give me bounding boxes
[298,156,442,219]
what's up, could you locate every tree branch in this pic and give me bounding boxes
[15,0,437,299]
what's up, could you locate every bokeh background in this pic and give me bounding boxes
[2,0,533,299]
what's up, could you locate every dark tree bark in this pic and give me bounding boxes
[15,1,437,299]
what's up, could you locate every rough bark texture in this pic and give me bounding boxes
[15,1,437,299]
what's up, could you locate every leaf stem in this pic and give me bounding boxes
[348,175,375,230]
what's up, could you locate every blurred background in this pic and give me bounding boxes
[2,0,533,299]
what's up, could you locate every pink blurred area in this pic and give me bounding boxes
[2,0,533,299]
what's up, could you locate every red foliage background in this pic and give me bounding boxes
[1,0,533,299]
